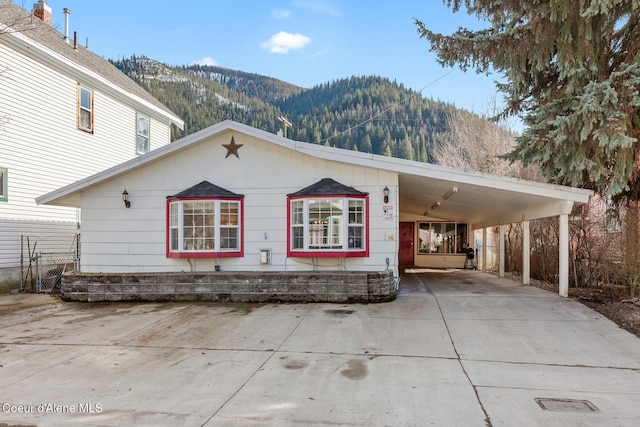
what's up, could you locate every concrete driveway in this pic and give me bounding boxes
[1,269,639,426]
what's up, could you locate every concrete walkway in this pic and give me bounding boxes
[1,269,639,426]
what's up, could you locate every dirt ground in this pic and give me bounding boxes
[521,276,640,339]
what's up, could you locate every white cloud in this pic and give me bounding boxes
[261,31,311,54]
[271,8,292,19]
[192,56,218,66]
[292,0,342,17]
[311,48,329,58]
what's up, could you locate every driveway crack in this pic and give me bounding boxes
[417,273,493,427]
[200,303,317,426]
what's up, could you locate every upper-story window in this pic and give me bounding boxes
[166,181,244,258]
[77,85,94,133]
[136,113,150,154]
[0,167,7,202]
[287,178,369,258]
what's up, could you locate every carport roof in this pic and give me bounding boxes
[37,120,592,228]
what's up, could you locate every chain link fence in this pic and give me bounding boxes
[21,234,80,294]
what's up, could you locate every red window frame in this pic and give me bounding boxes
[166,197,244,259]
[287,195,369,258]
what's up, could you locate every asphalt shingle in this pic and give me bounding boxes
[167,181,244,199]
[287,178,368,197]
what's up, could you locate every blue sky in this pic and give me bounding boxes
[18,1,508,119]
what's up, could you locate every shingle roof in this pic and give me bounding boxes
[37,121,593,229]
[287,178,369,197]
[0,0,181,125]
[167,181,244,199]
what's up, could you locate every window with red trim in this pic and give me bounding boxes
[166,181,244,259]
[168,199,242,258]
[287,196,369,257]
[167,198,243,258]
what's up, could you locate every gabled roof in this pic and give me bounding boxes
[0,0,183,129]
[167,181,244,199]
[36,120,593,228]
[287,178,369,197]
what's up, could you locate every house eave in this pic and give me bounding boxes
[37,120,594,227]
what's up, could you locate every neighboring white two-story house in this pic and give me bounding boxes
[0,0,184,284]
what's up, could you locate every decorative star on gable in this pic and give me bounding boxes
[223,136,243,159]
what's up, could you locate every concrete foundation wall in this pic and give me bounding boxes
[0,266,21,285]
[61,270,396,303]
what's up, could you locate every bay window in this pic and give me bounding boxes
[166,181,244,258]
[287,178,369,257]
[288,194,369,257]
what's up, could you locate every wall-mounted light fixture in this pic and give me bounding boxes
[383,186,390,203]
[122,189,131,208]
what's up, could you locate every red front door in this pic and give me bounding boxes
[399,222,414,265]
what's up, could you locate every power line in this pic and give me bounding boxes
[317,69,455,145]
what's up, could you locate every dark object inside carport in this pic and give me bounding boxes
[464,247,476,270]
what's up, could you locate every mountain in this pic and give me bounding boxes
[110,55,458,162]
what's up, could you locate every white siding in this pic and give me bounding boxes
[0,39,173,270]
[0,219,78,270]
[77,131,399,273]
[150,116,171,151]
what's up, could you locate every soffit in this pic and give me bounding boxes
[398,173,580,228]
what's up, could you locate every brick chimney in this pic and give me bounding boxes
[32,1,52,25]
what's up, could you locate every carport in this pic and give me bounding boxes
[359,154,593,297]
[255,134,593,298]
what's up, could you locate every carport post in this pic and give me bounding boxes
[559,213,569,297]
[522,220,530,285]
[482,227,487,272]
[499,225,505,278]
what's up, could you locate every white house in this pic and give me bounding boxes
[0,1,184,284]
[37,121,593,298]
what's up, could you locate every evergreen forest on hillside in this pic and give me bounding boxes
[111,55,460,162]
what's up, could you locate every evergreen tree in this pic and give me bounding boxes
[111,56,505,169]
[419,141,429,163]
[416,1,640,199]
[397,138,414,160]
[384,144,393,157]
[359,134,373,153]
